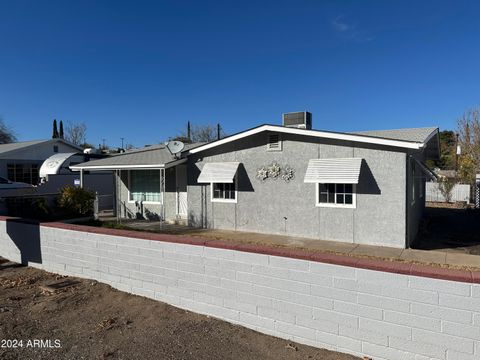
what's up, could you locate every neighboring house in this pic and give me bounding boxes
[0,139,82,185]
[72,119,439,248]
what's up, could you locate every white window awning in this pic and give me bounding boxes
[197,162,240,183]
[304,158,363,184]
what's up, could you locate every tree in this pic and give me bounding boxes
[52,119,59,138]
[174,123,226,143]
[438,176,456,203]
[457,108,480,184]
[65,121,87,146]
[59,120,64,139]
[0,117,16,144]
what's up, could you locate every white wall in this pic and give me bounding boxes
[1,220,479,360]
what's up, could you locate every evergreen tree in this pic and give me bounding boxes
[59,120,64,139]
[52,119,59,138]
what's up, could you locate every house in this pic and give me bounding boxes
[0,139,82,185]
[71,116,439,248]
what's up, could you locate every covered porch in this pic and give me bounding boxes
[70,145,190,223]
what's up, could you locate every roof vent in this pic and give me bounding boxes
[282,111,312,130]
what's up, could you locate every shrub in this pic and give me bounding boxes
[438,177,456,203]
[57,186,95,217]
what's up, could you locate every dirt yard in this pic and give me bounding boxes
[0,259,357,360]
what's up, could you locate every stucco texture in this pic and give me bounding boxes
[188,131,409,248]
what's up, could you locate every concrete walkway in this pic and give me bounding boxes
[105,219,480,270]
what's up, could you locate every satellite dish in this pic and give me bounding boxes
[166,141,185,155]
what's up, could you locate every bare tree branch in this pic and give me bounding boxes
[0,117,16,144]
[65,121,87,146]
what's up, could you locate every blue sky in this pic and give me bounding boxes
[1,0,479,148]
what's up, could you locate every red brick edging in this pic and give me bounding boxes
[2,216,479,284]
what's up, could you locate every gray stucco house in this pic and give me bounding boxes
[72,120,439,248]
[0,139,82,185]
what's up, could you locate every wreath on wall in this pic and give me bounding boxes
[256,162,295,183]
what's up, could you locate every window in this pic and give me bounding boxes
[211,181,236,203]
[316,183,356,208]
[128,170,162,203]
[266,133,282,151]
[7,163,39,185]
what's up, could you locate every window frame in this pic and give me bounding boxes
[127,170,163,204]
[210,178,237,204]
[315,183,356,209]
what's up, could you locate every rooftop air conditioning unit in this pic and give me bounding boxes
[282,111,312,130]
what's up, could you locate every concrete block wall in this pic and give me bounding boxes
[1,220,480,360]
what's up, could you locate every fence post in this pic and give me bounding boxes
[93,192,99,220]
[476,174,480,209]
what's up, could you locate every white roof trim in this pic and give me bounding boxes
[189,125,424,155]
[304,158,363,184]
[70,164,166,171]
[197,162,240,183]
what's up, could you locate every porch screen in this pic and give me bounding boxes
[129,170,162,203]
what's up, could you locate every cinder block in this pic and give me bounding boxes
[313,307,358,328]
[177,279,206,293]
[275,320,316,341]
[273,299,312,318]
[166,286,194,300]
[289,271,332,287]
[446,350,478,360]
[131,286,155,299]
[334,300,383,320]
[358,293,410,313]
[174,243,204,256]
[142,281,167,293]
[357,268,409,288]
[257,306,295,324]
[269,255,309,271]
[220,278,253,294]
[295,315,338,334]
[238,312,275,331]
[315,331,347,351]
[409,276,471,297]
[194,292,223,306]
[311,284,357,303]
[442,321,480,341]
[234,251,269,266]
[223,299,257,314]
[384,310,441,332]
[359,318,412,339]
[411,303,472,325]
[204,247,235,260]
[205,265,235,280]
[362,342,417,360]
[412,328,474,354]
[382,285,439,305]
[440,293,480,312]
[236,291,273,308]
[309,261,356,279]
[339,325,388,346]
[252,264,290,280]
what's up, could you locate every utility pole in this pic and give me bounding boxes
[102,138,106,150]
[121,137,124,149]
[217,123,221,140]
[187,121,191,142]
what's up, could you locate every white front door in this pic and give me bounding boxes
[175,165,188,218]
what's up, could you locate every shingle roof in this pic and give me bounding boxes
[0,140,48,154]
[72,142,203,169]
[350,127,438,143]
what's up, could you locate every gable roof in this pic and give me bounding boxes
[350,127,438,143]
[70,142,203,170]
[189,124,439,155]
[0,139,82,158]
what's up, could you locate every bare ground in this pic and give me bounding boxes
[0,259,358,360]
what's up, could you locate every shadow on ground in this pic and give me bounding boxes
[414,207,480,254]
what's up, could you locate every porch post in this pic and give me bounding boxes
[80,169,84,188]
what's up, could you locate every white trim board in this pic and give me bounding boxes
[189,125,428,155]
